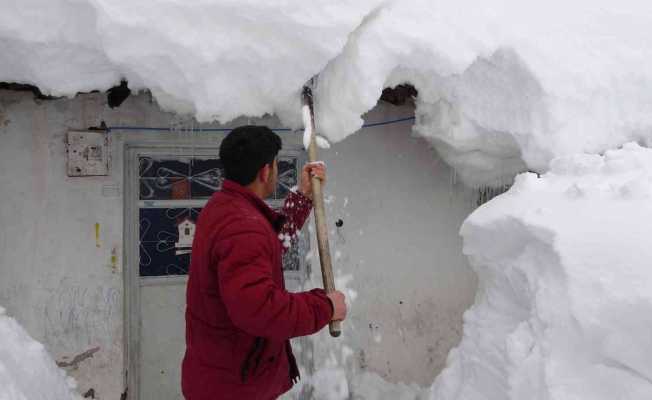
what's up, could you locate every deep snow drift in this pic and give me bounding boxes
[2,1,652,186]
[432,143,652,399]
[0,306,80,400]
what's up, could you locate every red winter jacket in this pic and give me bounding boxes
[182,180,333,400]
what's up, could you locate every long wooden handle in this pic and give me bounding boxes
[303,86,341,337]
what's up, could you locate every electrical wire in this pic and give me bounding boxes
[106,116,416,133]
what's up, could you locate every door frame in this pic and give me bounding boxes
[122,134,307,399]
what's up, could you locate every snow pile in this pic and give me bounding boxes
[315,0,652,186]
[0,306,80,400]
[3,2,652,186]
[431,142,652,399]
[0,0,382,124]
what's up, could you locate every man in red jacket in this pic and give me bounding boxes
[182,125,347,399]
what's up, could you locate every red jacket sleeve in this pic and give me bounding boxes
[278,190,312,247]
[217,224,332,341]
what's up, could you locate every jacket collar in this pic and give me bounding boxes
[221,179,285,229]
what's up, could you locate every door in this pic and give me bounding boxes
[124,144,309,400]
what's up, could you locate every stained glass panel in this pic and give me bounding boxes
[190,158,224,198]
[139,208,201,277]
[137,154,304,277]
[275,157,298,200]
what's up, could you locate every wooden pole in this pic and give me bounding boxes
[302,86,341,337]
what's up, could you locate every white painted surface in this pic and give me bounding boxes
[140,283,186,400]
[0,90,477,398]
[297,104,478,392]
[0,90,125,398]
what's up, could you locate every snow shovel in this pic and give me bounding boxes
[301,85,341,338]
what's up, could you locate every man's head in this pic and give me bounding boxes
[219,125,282,198]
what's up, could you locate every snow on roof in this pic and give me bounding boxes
[2,1,652,186]
[0,0,383,125]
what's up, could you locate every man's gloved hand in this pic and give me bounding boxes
[326,290,347,322]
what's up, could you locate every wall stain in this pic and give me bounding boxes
[43,282,119,350]
[358,350,367,370]
[57,346,100,369]
[0,106,9,133]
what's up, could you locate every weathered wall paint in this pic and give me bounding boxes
[0,90,127,397]
[0,90,477,398]
[294,104,478,395]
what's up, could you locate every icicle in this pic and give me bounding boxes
[449,168,456,204]
[476,182,512,207]
[190,120,196,161]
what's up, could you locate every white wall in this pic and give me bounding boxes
[0,90,477,398]
[295,104,478,396]
[0,90,126,398]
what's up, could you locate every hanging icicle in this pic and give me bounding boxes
[476,183,512,207]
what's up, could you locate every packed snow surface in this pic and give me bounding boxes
[0,306,80,400]
[431,143,652,399]
[2,1,652,185]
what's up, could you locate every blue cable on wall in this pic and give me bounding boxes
[360,116,415,128]
[106,116,415,133]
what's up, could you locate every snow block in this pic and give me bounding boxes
[431,143,652,400]
[0,308,81,400]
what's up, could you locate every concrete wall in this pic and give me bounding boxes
[0,90,477,398]
[0,90,126,398]
[295,105,478,397]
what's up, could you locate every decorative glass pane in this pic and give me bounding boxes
[139,208,201,276]
[139,156,298,201]
[275,157,298,199]
[139,157,192,200]
[190,158,224,198]
[139,157,191,178]
[139,156,224,200]
[282,242,301,271]
[137,153,305,278]
[140,177,190,200]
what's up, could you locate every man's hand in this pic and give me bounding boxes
[326,290,347,321]
[299,162,326,200]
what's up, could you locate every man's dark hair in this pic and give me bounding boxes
[219,125,282,186]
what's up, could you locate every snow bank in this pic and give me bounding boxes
[0,306,80,400]
[431,142,652,399]
[3,1,652,186]
[0,0,382,124]
[316,0,652,186]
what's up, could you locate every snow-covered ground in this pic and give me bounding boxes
[0,306,80,400]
